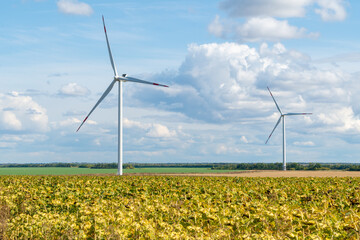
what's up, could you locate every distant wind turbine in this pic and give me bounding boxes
[265,87,311,171]
[77,16,168,176]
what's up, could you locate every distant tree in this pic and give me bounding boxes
[125,164,135,169]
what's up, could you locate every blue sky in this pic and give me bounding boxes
[1,0,360,164]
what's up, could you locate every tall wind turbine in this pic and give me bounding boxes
[77,16,168,175]
[265,87,311,171]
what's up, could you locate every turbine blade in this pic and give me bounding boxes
[102,15,118,77]
[76,79,117,132]
[265,116,282,144]
[124,76,169,87]
[267,87,282,114]
[284,113,312,116]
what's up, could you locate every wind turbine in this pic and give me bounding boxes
[265,87,311,171]
[76,16,168,176]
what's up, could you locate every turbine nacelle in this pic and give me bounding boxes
[114,74,128,82]
[115,76,127,82]
[119,74,128,82]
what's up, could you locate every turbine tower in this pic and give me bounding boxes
[265,87,311,171]
[77,16,168,175]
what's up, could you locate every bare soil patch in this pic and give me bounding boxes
[124,170,360,177]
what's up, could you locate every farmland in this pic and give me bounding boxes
[0,176,359,239]
[0,167,242,176]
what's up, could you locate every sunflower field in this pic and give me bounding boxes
[0,176,359,239]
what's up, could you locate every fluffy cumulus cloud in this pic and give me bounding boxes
[130,42,359,139]
[57,0,93,16]
[239,17,310,41]
[112,41,360,163]
[146,124,176,138]
[315,0,347,21]
[210,0,346,41]
[20,41,354,163]
[0,92,49,132]
[318,107,360,133]
[209,16,318,42]
[58,83,90,97]
[208,16,318,42]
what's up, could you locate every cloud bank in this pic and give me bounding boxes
[2,42,358,163]
[219,0,346,21]
[209,16,319,42]
[209,0,346,42]
[129,42,359,138]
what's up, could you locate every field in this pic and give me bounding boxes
[0,167,116,175]
[157,170,360,178]
[0,167,241,175]
[2,167,360,177]
[0,175,359,239]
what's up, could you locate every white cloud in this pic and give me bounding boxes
[57,0,93,16]
[212,0,346,42]
[58,83,90,97]
[315,0,346,21]
[59,117,81,127]
[146,124,176,138]
[219,0,312,18]
[219,0,346,21]
[52,117,96,130]
[130,41,360,145]
[0,92,49,132]
[209,16,319,42]
[0,134,47,143]
[236,17,317,42]
[1,111,22,131]
[317,107,360,133]
[123,118,148,129]
[215,144,247,154]
[0,134,48,149]
[87,120,97,125]
[294,141,315,146]
[208,15,224,38]
[123,118,176,138]
[134,42,311,122]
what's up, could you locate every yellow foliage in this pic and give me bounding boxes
[0,176,359,239]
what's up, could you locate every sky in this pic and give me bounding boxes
[1,0,360,164]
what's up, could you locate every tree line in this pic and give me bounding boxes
[0,163,217,169]
[211,162,360,171]
[0,162,359,170]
